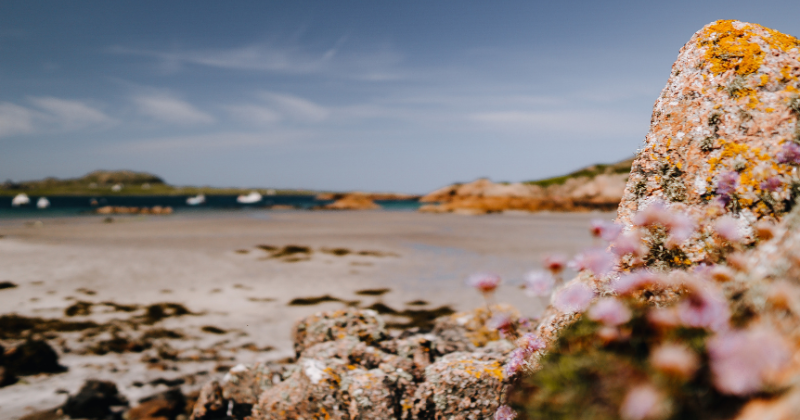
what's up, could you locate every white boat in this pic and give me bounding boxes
[186,194,206,206]
[237,191,262,204]
[11,193,30,207]
[36,197,50,209]
[111,184,123,192]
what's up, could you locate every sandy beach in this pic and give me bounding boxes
[0,210,611,418]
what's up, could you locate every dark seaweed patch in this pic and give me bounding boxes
[406,300,429,306]
[100,301,139,312]
[235,249,250,254]
[357,250,398,257]
[75,288,96,296]
[141,328,184,339]
[256,245,278,252]
[248,297,276,302]
[362,303,455,330]
[201,326,226,335]
[288,295,360,306]
[65,301,93,317]
[0,315,99,339]
[355,288,391,296]
[272,245,311,258]
[0,281,17,290]
[140,303,193,324]
[322,248,351,256]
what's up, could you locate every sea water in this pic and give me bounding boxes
[0,195,421,218]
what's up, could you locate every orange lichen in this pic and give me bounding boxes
[700,21,800,76]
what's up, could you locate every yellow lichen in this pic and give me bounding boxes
[700,20,800,76]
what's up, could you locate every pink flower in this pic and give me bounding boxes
[632,201,671,227]
[543,253,568,275]
[518,332,545,355]
[714,216,743,242]
[715,171,740,202]
[760,176,783,192]
[777,142,800,165]
[677,279,730,331]
[503,348,526,378]
[569,247,617,277]
[754,220,776,240]
[708,327,791,395]
[611,270,663,295]
[488,313,514,338]
[588,298,632,326]
[666,212,695,246]
[650,343,699,379]
[647,307,681,328]
[467,273,501,294]
[590,219,623,241]
[708,265,735,283]
[524,270,556,297]
[494,405,517,420]
[552,282,595,313]
[620,384,664,420]
[611,231,645,257]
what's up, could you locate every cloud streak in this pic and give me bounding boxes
[132,93,215,125]
[0,98,113,138]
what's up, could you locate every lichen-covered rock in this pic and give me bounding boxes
[411,352,505,419]
[221,362,276,404]
[293,309,388,356]
[432,304,522,350]
[190,380,227,420]
[252,357,349,420]
[342,366,416,420]
[617,20,800,264]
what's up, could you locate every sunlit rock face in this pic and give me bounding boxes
[617,20,800,264]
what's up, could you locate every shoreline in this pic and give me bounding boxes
[0,210,611,419]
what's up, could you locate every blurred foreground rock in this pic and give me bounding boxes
[191,306,525,419]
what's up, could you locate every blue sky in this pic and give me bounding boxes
[2,1,800,193]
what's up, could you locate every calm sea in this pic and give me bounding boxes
[0,195,421,218]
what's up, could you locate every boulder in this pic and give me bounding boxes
[189,381,227,420]
[411,352,505,419]
[617,20,800,262]
[62,380,128,420]
[292,309,387,356]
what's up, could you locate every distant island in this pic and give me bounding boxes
[0,170,320,197]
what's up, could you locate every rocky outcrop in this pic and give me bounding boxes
[419,162,630,214]
[95,205,174,215]
[191,306,524,420]
[320,194,382,210]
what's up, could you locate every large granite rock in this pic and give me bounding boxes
[617,20,800,262]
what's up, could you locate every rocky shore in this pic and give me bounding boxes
[418,160,630,215]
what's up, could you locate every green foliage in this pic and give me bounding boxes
[507,302,749,420]
[525,158,634,188]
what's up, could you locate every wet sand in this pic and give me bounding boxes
[0,210,612,418]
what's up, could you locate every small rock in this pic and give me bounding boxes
[4,340,65,375]
[62,380,128,420]
[189,380,228,420]
[292,309,387,356]
[127,388,186,420]
[411,352,505,419]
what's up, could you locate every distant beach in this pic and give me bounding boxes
[0,210,611,418]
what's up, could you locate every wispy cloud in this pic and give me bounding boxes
[0,98,113,138]
[109,39,406,81]
[225,92,330,125]
[29,97,114,129]
[107,131,299,153]
[132,93,215,125]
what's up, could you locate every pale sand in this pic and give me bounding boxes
[0,210,612,418]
